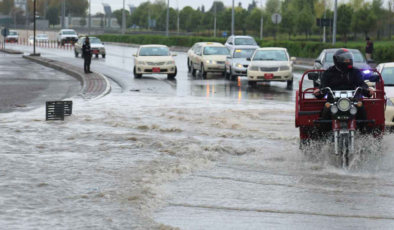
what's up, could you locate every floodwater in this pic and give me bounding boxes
[1,44,394,229]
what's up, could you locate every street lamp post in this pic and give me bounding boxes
[214,1,217,37]
[260,0,263,40]
[333,0,338,45]
[34,0,36,55]
[166,0,170,36]
[323,0,326,43]
[231,0,235,36]
[122,0,125,35]
[88,0,91,35]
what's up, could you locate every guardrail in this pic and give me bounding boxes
[1,39,76,51]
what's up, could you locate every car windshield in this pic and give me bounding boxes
[89,38,102,44]
[139,47,170,56]
[63,31,76,35]
[234,38,257,46]
[326,51,365,63]
[253,50,288,61]
[37,35,48,38]
[203,47,230,56]
[382,67,394,85]
[233,49,256,58]
[9,32,17,35]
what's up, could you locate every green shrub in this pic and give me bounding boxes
[97,34,394,63]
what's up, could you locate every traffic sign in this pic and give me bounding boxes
[222,31,227,37]
[316,18,333,27]
[1,28,10,37]
[271,13,282,24]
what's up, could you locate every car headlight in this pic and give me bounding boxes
[280,66,290,71]
[166,60,175,65]
[233,63,244,68]
[137,61,146,65]
[249,65,259,71]
[350,106,357,115]
[206,60,217,64]
[338,98,351,112]
[331,105,338,114]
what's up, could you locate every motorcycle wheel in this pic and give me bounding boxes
[339,134,350,169]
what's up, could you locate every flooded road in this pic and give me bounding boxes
[1,44,394,229]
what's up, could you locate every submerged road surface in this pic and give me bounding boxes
[1,44,393,230]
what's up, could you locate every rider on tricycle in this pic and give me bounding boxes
[296,49,386,168]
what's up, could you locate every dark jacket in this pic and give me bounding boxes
[366,41,374,54]
[82,42,92,57]
[318,66,370,101]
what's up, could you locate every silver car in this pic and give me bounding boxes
[225,36,259,51]
[74,37,106,58]
[225,46,257,81]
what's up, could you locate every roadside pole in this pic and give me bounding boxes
[34,0,36,55]
[122,0,125,35]
[166,0,170,37]
[260,0,263,40]
[214,1,217,37]
[323,0,326,43]
[333,0,338,45]
[231,0,234,36]
[89,0,91,35]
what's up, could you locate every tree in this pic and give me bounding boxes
[350,0,365,10]
[113,9,130,27]
[351,3,378,38]
[266,0,281,13]
[245,8,262,32]
[46,6,60,26]
[10,7,25,25]
[296,5,314,39]
[337,4,353,42]
[1,0,14,15]
[281,3,296,40]
[209,1,225,13]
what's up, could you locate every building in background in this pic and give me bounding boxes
[14,0,27,15]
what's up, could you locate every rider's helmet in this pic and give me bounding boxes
[333,48,354,72]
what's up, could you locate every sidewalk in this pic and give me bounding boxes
[24,55,111,100]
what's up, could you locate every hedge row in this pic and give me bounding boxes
[97,34,394,63]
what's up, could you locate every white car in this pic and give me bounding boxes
[189,43,230,79]
[29,34,49,45]
[247,47,296,87]
[6,30,19,43]
[376,62,394,130]
[187,42,222,73]
[225,35,259,51]
[133,45,177,79]
[74,37,106,58]
[57,29,78,45]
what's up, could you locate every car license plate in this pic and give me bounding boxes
[264,74,274,79]
[93,50,99,54]
[152,67,161,73]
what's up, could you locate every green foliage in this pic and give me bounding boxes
[113,9,130,27]
[337,4,353,41]
[1,0,14,15]
[351,3,377,37]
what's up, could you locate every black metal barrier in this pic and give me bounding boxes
[46,101,73,121]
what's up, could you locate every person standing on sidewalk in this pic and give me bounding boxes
[366,37,374,61]
[82,37,93,74]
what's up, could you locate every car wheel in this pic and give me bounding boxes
[134,67,142,79]
[102,54,106,58]
[191,63,196,76]
[229,68,237,81]
[95,54,99,58]
[187,59,191,73]
[168,67,177,80]
[248,81,257,87]
[75,50,79,58]
[61,40,65,46]
[201,63,207,79]
[287,78,293,87]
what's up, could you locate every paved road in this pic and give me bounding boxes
[0,53,81,113]
[7,43,312,103]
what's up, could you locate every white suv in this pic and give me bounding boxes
[57,29,78,45]
[225,36,259,51]
[6,30,19,43]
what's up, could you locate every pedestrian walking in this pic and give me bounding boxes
[366,37,374,61]
[82,37,93,74]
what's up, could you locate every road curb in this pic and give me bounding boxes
[23,55,111,100]
[0,49,23,54]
